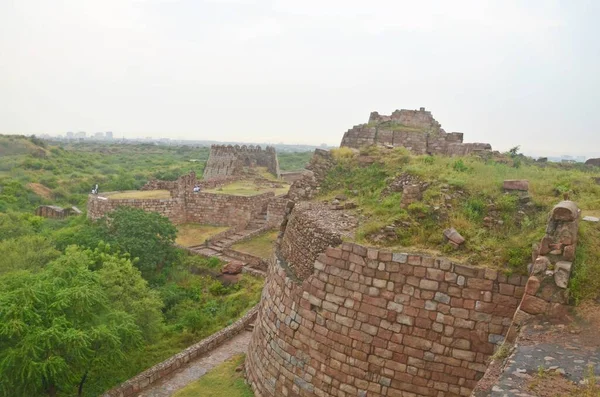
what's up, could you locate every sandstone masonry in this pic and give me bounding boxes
[88,172,286,228]
[341,108,492,156]
[245,205,525,397]
[203,144,280,180]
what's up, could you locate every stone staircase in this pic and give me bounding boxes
[187,210,269,264]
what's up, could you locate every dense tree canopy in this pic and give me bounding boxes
[0,247,147,396]
[97,207,178,277]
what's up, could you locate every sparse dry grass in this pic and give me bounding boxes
[205,181,289,196]
[27,182,53,199]
[231,230,278,258]
[173,354,253,397]
[107,190,172,199]
[176,224,229,247]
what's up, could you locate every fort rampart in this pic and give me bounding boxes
[203,144,280,180]
[341,108,491,156]
[245,206,526,397]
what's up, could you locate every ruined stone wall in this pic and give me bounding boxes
[102,307,258,397]
[87,196,186,224]
[184,192,273,227]
[369,108,443,131]
[288,149,335,202]
[341,108,492,156]
[246,245,525,397]
[203,144,280,180]
[87,190,276,228]
[278,203,344,280]
[266,196,293,228]
[246,212,526,397]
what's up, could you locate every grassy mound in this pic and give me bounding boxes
[318,147,600,276]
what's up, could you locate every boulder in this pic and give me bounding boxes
[503,180,529,191]
[531,256,550,275]
[551,201,579,222]
[554,261,572,289]
[222,260,244,274]
[443,228,465,246]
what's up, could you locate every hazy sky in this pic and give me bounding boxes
[1,1,599,154]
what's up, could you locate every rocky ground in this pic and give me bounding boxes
[475,303,600,397]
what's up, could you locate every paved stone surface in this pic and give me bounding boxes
[487,322,600,396]
[138,331,252,397]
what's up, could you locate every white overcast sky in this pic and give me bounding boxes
[0,0,599,155]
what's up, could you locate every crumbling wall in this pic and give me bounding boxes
[341,108,492,156]
[288,149,335,201]
[505,201,580,342]
[203,144,280,180]
[246,209,525,397]
[87,196,186,224]
[184,192,273,227]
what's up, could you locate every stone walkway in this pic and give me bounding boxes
[481,318,600,397]
[137,331,253,397]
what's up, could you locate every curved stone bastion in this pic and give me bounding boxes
[245,205,528,397]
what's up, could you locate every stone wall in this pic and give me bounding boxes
[278,203,344,280]
[203,144,280,180]
[246,242,525,397]
[184,191,274,227]
[246,205,526,397]
[88,191,276,227]
[341,108,492,156]
[504,201,580,342]
[288,149,335,202]
[102,306,258,397]
[267,196,294,228]
[87,196,186,224]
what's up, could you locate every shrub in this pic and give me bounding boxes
[452,159,468,172]
[463,197,486,221]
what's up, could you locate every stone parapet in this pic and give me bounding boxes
[102,306,258,397]
[246,237,525,396]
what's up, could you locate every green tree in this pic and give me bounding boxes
[97,207,178,277]
[0,247,143,397]
[91,246,165,342]
[0,235,60,274]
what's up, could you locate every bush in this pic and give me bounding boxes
[463,197,486,221]
[452,159,468,172]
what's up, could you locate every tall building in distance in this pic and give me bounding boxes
[105,131,113,140]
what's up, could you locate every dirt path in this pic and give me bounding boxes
[137,331,252,397]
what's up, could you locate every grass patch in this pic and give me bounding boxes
[176,224,229,247]
[173,354,253,397]
[108,190,172,199]
[231,230,278,258]
[569,221,600,303]
[205,181,289,196]
[318,146,600,273]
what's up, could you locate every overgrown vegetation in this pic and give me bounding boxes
[0,202,262,396]
[231,230,279,258]
[0,135,308,212]
[173,354,254,397]
[321,146,600,278]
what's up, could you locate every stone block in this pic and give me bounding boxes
[503,180,529,191]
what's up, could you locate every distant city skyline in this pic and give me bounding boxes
[1,1,599,156]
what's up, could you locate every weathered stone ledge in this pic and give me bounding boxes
[102,306,258,397]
